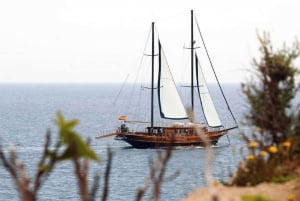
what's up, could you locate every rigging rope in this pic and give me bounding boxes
[113,74,129,105]
[194,15,238,128]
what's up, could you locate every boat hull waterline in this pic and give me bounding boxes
[113,125,228,149]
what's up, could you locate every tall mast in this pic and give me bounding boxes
[190,10,194,111]
[151,22,155,128]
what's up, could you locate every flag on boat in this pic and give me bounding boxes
[118,115,127,121]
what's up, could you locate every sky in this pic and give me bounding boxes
[0,0,299,83]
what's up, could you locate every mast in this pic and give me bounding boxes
[190,10,194,111]
[151,22,155,128]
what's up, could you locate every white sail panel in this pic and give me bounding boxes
[158,45,188,119]
[196,56,222,127]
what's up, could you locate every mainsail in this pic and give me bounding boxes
[195,54,222,127]
[158,42,188,119]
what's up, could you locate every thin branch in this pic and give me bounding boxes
[101,147,113,201]
[89,172,100,201]
[135,156,160,201]
[186,107,219,201]
[136,142,176,201]
[72,138,89,201]
[33,131,52,194]
[153,146,172,201]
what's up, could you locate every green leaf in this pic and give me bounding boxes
[55,112,100,162]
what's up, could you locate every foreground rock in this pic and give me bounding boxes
[182,179,300,201]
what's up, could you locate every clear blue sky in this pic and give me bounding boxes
[0,0,299,83]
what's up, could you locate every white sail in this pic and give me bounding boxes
[196,55,222,127]
[158,43,188,119]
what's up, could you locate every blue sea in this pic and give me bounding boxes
[0,83,246,201]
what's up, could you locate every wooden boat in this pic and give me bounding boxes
[98,10,237,148]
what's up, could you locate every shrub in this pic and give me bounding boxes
[230,33,300,186]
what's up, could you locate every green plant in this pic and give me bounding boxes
[242,195,279,201]
[242,32,300,145]
[272,175,295,183]
[0,112,106,201]
[230,33,300,186]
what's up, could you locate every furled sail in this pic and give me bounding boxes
[195,54,222,127]
[158,42,188,119]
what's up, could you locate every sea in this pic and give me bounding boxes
[0,83,247,201]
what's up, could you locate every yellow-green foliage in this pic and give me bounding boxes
[242,195,279,201]
[231,33,300,186]
[54,112,100,162]
[230,139,294,185]
[242,32,300,145]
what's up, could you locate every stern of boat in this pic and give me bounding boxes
[114,122,129,140]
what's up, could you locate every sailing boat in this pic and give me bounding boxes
[98,10,238,148]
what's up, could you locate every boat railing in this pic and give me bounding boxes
[124,120,237,132]
[125,121,206,128]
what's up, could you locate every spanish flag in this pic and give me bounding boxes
[118,115,127,121]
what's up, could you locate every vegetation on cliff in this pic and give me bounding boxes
[230,33,300,186]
